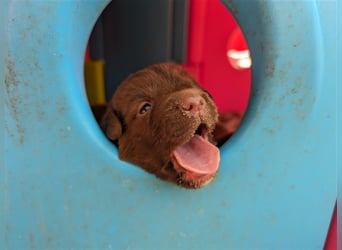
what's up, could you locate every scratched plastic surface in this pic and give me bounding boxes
[1,0,337,248]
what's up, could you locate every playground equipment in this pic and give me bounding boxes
[1,0,337,248]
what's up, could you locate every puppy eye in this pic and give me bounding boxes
[139,102,152,115]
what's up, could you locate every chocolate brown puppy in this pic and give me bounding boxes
[101,64,220,189]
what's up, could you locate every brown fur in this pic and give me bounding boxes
[214,112,243,147]
[101,63,219,188]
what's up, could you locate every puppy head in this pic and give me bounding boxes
[101,64,219,189]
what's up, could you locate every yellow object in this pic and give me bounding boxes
[84,60,106,105]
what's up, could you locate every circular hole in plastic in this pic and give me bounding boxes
[84,0,251,147]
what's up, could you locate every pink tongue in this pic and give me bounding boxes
[172,135,220,174]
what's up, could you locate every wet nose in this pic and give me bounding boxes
[180,96,205,113]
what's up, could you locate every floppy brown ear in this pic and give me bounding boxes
[213,112,243,146]
[100,108,122,140]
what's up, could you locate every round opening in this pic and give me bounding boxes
[84,0,251,147]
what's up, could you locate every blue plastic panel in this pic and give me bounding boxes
[1,0,337,248]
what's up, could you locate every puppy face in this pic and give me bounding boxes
[101,64,219,189]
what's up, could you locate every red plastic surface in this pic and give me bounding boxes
[183,0,251,114]
[324,204,337,250]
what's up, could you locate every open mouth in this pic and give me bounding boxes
[195,123,209,140]
[170,122,220,188]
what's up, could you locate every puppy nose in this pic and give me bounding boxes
[180,96,205,113]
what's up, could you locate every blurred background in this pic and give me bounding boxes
[84,0,251,115]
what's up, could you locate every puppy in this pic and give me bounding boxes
[101,63,220,189]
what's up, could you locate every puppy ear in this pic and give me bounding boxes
[213,112,242,146]
[100,108,122,140]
